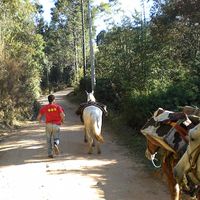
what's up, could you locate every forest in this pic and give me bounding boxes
[0,0,199,131]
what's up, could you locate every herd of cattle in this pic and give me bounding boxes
[141,106,200,200]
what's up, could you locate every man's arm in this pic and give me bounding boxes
[37,113,42,123]
[60,112,65,124]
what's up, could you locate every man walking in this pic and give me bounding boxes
[37,94,65,158]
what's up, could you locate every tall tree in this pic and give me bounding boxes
[43,0,89,87]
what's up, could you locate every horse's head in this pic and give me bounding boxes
[86,90,96,102]
[141,108,193,153]
[143,135,162,168]
[141,109,167,162]
[145,135,160,159]
[174,123,200,185]
[141,107,191,168]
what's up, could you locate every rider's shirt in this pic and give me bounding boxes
[39,104,64,125]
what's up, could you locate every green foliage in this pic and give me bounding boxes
[122,79,200,130]
[42,0,91,90]
[77,76,121,109]
[0,0,45,126]
[1,0,199,133]
[79,77,92,93]
[93,0,200,131]
[95,17,154,94]
[95,78,120,109]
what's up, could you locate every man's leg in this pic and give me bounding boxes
[52,124,60,155]
[46,124,53,157]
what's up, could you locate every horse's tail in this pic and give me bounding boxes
[95,134,104,143]
[93,116,104,143]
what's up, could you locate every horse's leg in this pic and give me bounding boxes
[193,189,200,200]
[92,140,95,147]
[162,161,175,200]
[87,133,93,154]
[171,158,182,200]
[88,141,93,154]
[162,156,181,200]
[197,192,200,200]
[174,183,181,200]
[84,127,88,143]
[96,141,101,154]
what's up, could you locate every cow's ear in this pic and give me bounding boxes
[92,90,94,94]
[85,90,88,95]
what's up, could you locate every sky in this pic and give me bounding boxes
[38,0,54,22]
[38,0,152,34]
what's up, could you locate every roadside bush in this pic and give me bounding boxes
[122,80,200,130]
[79,77,92,93]
[95,78,120,109]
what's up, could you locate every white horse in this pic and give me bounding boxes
[83,91,104,154]
[86,90,96,102]
[174,123,200,198]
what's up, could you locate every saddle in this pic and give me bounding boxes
[75,102,108,122]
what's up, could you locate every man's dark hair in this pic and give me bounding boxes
[48,94,55,103]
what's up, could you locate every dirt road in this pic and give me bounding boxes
[0,88,170,200]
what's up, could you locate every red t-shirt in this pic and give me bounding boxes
[39,104,64,125]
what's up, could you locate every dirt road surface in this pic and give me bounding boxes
[0,88,170,200]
